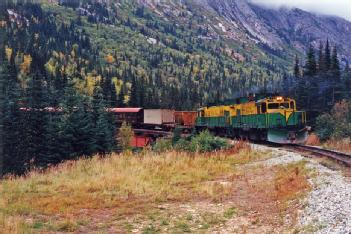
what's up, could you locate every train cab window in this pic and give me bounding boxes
[261,103,267,113]
[290,101,295,110]
[268,103,289,109]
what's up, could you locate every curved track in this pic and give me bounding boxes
[285,144,351,167]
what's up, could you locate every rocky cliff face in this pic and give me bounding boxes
[140,0,351,63]
[249,3,351,62]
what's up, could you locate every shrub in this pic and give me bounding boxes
[315,114,335,141]
[153,131,228,153]
[152,138,173,153]
[118,121,133,151]
[173,138,191,152]
[316,100,351,141]
[188,130,228,153]
[172,127,182,145]
[332,123,351,139]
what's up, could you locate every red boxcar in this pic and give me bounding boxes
[131,135,151,148]
[174,111,197,127]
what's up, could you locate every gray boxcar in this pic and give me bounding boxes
[144,109,175,125]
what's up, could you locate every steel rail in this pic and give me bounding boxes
[286,144,351,166]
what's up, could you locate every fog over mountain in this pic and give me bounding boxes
[249,0,351,21]
[183,0,351,63]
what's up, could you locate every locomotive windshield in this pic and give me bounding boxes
[268,103,290,109]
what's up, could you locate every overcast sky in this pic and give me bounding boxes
[250,0,351,21]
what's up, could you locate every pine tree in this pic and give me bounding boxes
[318,41,325,72]
[325,39,331,70]
[92,85,116,154]
[342,62,351,98]
[110,82,117,107]
[343,62,351,80]
[61,86,96,160]
[40,110,63,167]
[0,48,5,175]
[294,55,301,78]
[2,51,29,174]
[304,45,317,77]
[118,85,126,107]
[331,46,341,80]
[130,76,138,107]
[22,72,49,169]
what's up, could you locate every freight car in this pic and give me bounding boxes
[144,109,175,126]
[110,108,176,130]
[175,111,197,127]
[109,108,144,126]
[195,95,308,144]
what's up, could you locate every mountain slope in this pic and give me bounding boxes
[2,0,351,111]
[142,0,351,64]
[249,3,351,63]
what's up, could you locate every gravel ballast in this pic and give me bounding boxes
[298,162,351,234]
[253,145,351,233]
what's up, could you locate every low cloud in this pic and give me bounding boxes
[250,0,351,21]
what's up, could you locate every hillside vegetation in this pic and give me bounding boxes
[0,0,288,175]
[1,0,351,175]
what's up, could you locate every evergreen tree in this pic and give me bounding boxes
[130,76,138,107]
[325,39,331,70]
[21,72,49,169]
[0,48,5,175]
[294,55,301,78]
[331,46,341,80]
[343,62,351,80]
[92,85,116,154]
[2,51,28,174]
[318,41,326,72]
[102,76,112,106]
[304,45,317,77]
[110,82,117,107]
[330,46,342,104]
[118,85,126,107]
[343,62,351,98]
[61,86,96,160]
[0,9,7,175]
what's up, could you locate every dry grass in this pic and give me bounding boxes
[323,138,351,154]
[306,133,351,155]
[221,161,310,229]
[274,163,310,200]
[0,214,28,234]
[306,133,321,146]
[0,142,311,233]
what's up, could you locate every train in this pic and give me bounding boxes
[109,95,309,145]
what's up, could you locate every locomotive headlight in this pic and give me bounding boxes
[276,96,283,101]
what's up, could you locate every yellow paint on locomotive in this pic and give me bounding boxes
[263,97,297,121]
[202,97,298,119]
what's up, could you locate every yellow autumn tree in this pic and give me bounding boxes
[5,47,12,62]
[105,54,115,64]
[0,20,6,28]
[20,54,32,74]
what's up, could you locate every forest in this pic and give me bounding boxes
[0,1,351,175]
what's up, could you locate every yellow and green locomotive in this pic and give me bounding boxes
[196,95,308,144]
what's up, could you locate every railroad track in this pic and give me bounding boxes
[285,144,351,167]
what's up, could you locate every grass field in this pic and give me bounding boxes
[0,142,310,233]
